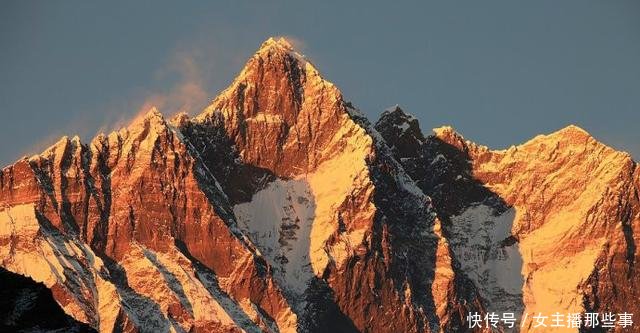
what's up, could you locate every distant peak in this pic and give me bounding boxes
[253,36,310,68]
[381,105,416,121]
[518,124,599,151]
[169,112,190,128]
[117,106,170,143]
[385,104,401,112]
[554,124,591,139]
[197,36,331,122]
[29,134,82,162]
[130,106,165,126]
[432,126,469,150]
[375,106,425,157]
[433,126,460,139]
[260,37,295,52]
[145,106,163,120]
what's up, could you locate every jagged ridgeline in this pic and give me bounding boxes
[1,37,638,333]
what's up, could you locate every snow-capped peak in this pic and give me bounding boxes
[141,106,164,122]
[375,105,426,159]
[254,36,310,67]
[260,36,295,52]
[2,37,639,333]
[546,124,592,142]
[381,104,416,121]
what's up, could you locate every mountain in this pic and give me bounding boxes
[1,37,638,332]
[0,266,96,332]
[376,109,640,332]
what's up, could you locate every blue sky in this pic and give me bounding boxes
[1,1,639,165]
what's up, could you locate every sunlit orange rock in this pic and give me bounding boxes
[1,37,638,333]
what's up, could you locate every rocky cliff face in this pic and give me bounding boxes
[376,108,640,332]
[1,37,638,333]
[182,38,443,332]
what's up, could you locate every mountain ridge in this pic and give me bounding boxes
[1,37,639,333]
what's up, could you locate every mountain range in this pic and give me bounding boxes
[1,37,638,332]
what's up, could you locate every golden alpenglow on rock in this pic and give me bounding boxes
[1,37,638,333]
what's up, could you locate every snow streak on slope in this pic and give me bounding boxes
[434,124,638,332]
[234,179,316,298]
[233,116,377,300]
[2,37,640,333]
[121,244,260,332]
[0,106,300,332]
[449,205,524,319]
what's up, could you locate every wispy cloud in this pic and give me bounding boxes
[14,33,289,160]
[92,33,308,139]
[17,113,95,158]
[277,35,307,52]
[92,40,226,137]
[142,46,213,116]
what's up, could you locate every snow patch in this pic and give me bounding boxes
[395,122,410,133]
[449,204,524,314]
[234,179,315,298]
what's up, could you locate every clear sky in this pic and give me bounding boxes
[1,1,639,166]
